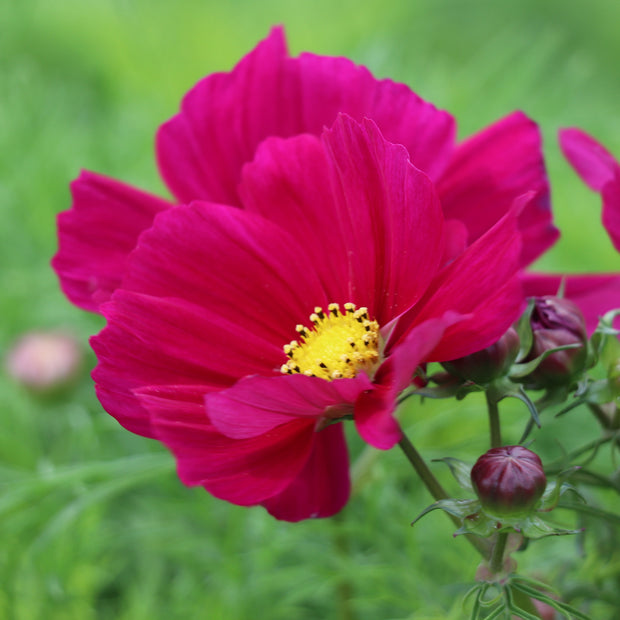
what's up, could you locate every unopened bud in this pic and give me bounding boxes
[471,446,547,518]
[525,296,588,387]
[442,327,520,384]
[6,330,82,391]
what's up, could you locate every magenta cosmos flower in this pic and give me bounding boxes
[523,129,620,332]
[52,29,552,521]
[53,27,556,316]
[77,115,526,522]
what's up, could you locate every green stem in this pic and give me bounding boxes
[486,394,501,448]
[588,403,612,430]
[398,430,490,558]
[544,433,618,475]
[489,532,508,575]
[398,432,449,501]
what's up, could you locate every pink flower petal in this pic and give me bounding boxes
[157,27,456,206]
[240,115,446,323]
[559,129,620,253]
[261,424,350,521]
[92,199,340,437]
[388,195,525,360]
[356,317,454,450]
[602,173,620,252]
[522,272,620,334]
[437,112,556,266]
[136,385,316,508]
[559,128,618,191]
[121,201,328,344]
[52,171,172,312]
[207,372,373,439]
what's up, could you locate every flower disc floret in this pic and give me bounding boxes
[281,303,381,380]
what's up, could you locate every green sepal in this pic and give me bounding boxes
[412,381,483,401]
[432,457,473,492]
[519,514,583,539]
[538,467,581,512]
[514,298,536,362]
[510,342,582,379]
[410,498,479,527]
[453,511,502,538]
[588,308,620,368]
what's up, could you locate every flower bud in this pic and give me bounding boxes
[5,330,82,392]
[442,327,520,384]
[471,446,547,518]
[524,296,588,387]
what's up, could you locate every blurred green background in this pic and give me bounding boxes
[1,1,619,618]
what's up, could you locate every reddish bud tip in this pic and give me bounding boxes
[471,446,547,518]
[525,296,588,387]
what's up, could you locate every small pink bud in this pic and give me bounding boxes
[532,597,557,620]
[471,446,547,518]
[6,330,82,391]
[525,296,588,387]
[442,327,520,384]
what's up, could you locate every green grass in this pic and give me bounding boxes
[2,1,620,618]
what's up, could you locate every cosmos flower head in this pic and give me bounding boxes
[53,29,556,521]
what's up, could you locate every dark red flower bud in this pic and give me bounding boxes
[525,296,588,387]
[442,327,520,384]
[471,446,547,518]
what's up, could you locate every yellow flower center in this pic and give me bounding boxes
[281,303,381,381]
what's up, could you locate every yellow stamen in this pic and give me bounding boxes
[281,303,381,380]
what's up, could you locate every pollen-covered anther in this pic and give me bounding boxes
[281,303,382,381]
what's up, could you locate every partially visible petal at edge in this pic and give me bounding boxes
[137,384,316,507]
[262,423,350,521]
[522,272,620,334]
[52,171,172,312]
[602,171,620,253]
[207,372,373,439]
[438,111,554,266]
[559,128,619,192]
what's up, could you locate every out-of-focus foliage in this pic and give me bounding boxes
[1,1,619,618]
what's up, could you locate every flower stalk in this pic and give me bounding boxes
[489,532,509,575]
[486,394,502,448]
[398,430,490,557]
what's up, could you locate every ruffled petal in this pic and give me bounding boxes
[261,424,350,521]
[559,128,618,192]
[291,56,456,182]
[52,171,172,312]
[157,27,456,206]
[122,201,328,344]
[356,317,454,450]
[136,385,315,508]
[207,372,373,439]
[522,272,620,334]
[389,194,525,360]
[92,201,334,437]
[438,112,556,266]
[156,28,291,205]
[240,115,445,324]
